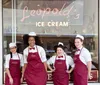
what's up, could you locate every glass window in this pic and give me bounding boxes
[3,0,99,84]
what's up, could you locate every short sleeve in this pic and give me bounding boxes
[5,54,10,68]
[83,49,92,63]
[67,55,75,68]
[47,56,55,65]
[38,46,47,62]
[23,48,28,64]
[19,54,24,66]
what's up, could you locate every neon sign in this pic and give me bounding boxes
[20,1,83,27]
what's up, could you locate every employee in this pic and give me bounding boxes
[23,32,47,85]
[73,34,92,85]
[47,42,74,85]
[5,42,24,85]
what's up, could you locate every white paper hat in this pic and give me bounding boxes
[9,43,16,48]
[28,32,36,36]
[58,42,64,46]
[76,34,84,40]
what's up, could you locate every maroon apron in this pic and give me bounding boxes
[5,54,21,85]
[24,46,47,85]
[52,56,69,85]
[73,48,88,85]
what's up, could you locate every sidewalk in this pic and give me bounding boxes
[21,83,100,85]
[46,83,100,85]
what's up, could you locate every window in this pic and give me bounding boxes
[3,0,99,83]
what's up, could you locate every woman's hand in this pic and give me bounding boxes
[9,77,13,85]
[66,70,71,73]
[66,68,74,74]
[88,73,93,79]
[51,69,55,72]
[20,77,24,83]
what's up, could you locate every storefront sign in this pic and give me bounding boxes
[35,22,68,27]
[19,1,83,26]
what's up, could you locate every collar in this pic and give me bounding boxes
[78,46,83,50]
[12,52,17,55]
[29,45,36,48]
[57,54,65,58]
[28,45,36,50]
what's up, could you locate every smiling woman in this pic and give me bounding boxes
[5,42,24,85]
[23,32,47,85]
[73,34,92,85]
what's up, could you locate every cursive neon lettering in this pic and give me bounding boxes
[21,6,30,22]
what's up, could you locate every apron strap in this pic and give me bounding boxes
[79,47,83,57]
[36,45,42,59]
[36,45,39,53]
[10,53,20,59]
[17,53,20,59]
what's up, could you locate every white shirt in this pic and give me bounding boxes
[5,53,24,68]
[75,47,92,65]
[23,45,47,63]
[47,53,75,70]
